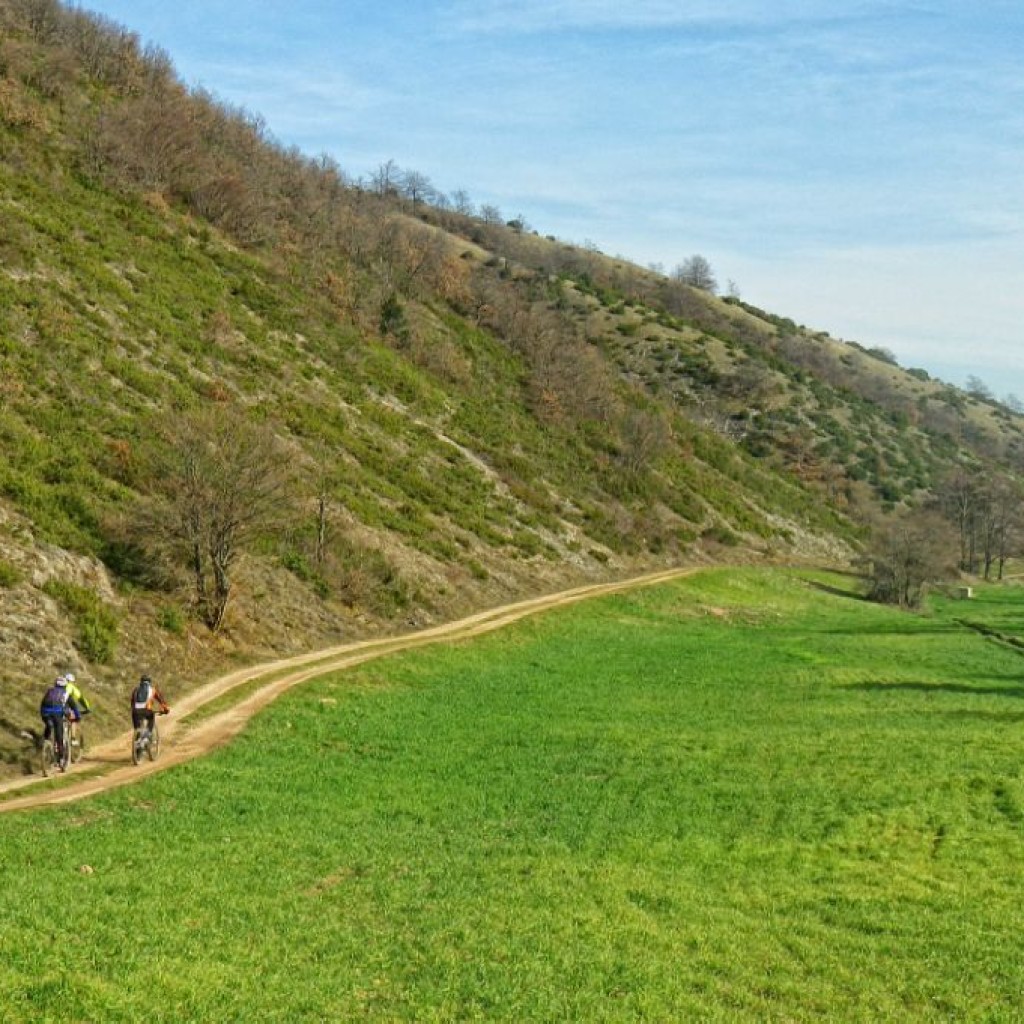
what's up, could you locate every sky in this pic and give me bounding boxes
[79,1,1024,402]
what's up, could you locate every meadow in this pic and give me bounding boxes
[1,568,1023,1022]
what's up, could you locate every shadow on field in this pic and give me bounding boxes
[804,579,868,601]
[795,622,965,637]
[849,680,1024,700]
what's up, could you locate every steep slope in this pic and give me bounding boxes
[0,1,1020,777]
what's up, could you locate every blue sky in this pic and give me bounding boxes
[81,1,1024,402]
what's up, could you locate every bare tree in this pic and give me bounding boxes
[978,475,1023,579]
[479,203,503,226]
[672,254,718,294]
[137,406,297,631]
[399,169,436,208]
[937,468,979,572]
[450,189,474,216]
[371,158,400,197]
[867,510,957,608]
[965,375,993,401]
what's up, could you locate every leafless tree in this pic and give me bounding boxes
[371,158,400,197]
[867,510,957,608]
[965,375,993,401]
[136,406,298,631]
[672,254,718,294]
[937,468,980,572]
[450,189,474,216]
[399,168,436,207]
[10,0,62,42]
[978,475,1023,579]
[479,203,503,226]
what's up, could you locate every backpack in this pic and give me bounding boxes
[134,680,153,709]
[43,685,67,709]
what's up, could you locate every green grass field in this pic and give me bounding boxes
[2,568,1023,1022]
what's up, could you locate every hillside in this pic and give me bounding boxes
[0,0,1021,776]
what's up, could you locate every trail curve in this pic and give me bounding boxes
[0,566,697,813]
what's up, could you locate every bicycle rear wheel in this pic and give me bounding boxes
[70,724,84,764]
[131,728,143,765]
[147,722,160,761]
[57,720,71,772]
[40,739,55,777]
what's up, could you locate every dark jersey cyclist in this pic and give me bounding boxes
[130,674,170,737]
[39,676,70,757]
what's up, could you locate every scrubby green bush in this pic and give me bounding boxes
[42,580,119,663]
[157,604,186,635]
[702,525,740,547]
[278,551,330,599]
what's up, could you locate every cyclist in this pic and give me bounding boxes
[130,674,170,739]
[62,671,92,746]
[39,675,71,761]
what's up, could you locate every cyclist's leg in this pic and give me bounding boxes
[67,701,81,740]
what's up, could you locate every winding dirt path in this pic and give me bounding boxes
[0,566,697,814]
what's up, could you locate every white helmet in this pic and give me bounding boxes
[64,672,76,685]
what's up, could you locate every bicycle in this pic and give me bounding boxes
[131,712,165,765]
[68,716,86,765]
[40,714,71,777]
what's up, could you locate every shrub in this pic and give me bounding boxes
[466,559,489,581]
[0,560,21,587]
[281,550,331,599]
[702,525,740,547]
[42,580,119,663]
[157,604,185,634]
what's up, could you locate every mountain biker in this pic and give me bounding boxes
[130,674,170,738]
[39,675,71,760]
[61,671,92,743]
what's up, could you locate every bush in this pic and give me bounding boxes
[281,551,330,600]
[702,525,740,547]
[0,560,21,587]
[157,604,185,634]
[42,580,119,663]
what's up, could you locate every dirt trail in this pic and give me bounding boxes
[0,566,697,814]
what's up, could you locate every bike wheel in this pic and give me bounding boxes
[40,739,54,778]
[70,726,84,764]
[147,723,160,762]
[131,728,143,765]
[58,721,71,772]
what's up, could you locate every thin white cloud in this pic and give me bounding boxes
[443,0,890,34]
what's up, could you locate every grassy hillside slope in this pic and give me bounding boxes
[0,1,1021,774]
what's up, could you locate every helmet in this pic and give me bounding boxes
[55,675,67,687]
[140,674,152,685]
[64,672,76,685]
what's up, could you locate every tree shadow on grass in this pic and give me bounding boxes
[804,578,869,601]
[779,621,965,638]
[847,680,1024,700]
